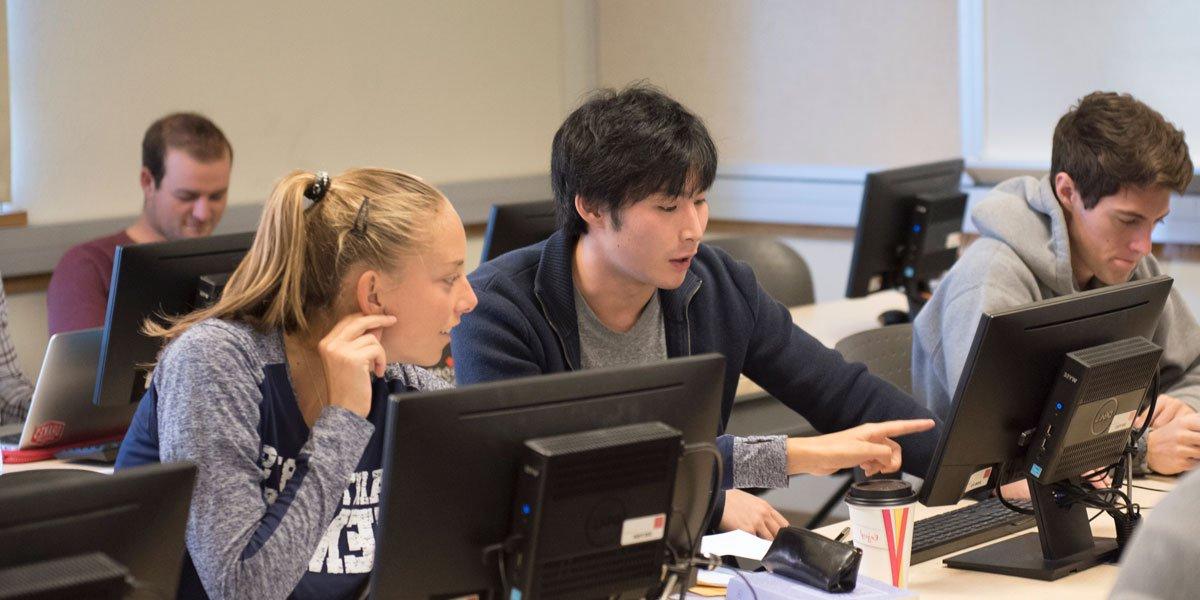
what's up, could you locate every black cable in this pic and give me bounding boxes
[1111,510,1142,549]
[995,481,1035,515]
[681,443,724,555]
[1081,466,1110,483]
[1074,484,1133,509]
[731,567,760,600]
[669,556,758,600]
[668,442,724,597]
[667,507,689,565]
[1060,483,1136,514]
[1132,483,1172,493]
[665,455,708,566]
[1134,372,1161,442]
[480,541,510,593]
[1057,458,1147,555]
[1105,372,1158,551]
[1122,456,1134,513]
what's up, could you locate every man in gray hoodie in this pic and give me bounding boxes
[913,91,1200,475]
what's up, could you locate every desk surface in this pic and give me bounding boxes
[809,477,1176,598]
[1,457,112,475]
[788,290,907,349]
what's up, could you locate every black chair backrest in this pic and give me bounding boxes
[833,324,914,395]
[480,199,557,262]
[706,236,815,307]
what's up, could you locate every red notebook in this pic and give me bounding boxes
[2,434,124,464]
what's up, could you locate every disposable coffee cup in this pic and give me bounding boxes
[844,479,917,589]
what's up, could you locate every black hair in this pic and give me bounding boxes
[550,83,717,237]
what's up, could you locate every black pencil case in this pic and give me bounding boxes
[760,526,862,593]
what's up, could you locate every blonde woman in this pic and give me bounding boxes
[116,169,477,600]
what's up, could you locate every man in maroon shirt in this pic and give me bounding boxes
[47,113,233,335]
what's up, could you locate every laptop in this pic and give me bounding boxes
[0,328,138,461]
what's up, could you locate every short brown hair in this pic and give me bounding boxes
[1051,92,1192,209]
[142,112,233,186]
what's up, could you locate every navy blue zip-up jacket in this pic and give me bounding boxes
[451,231,942,520]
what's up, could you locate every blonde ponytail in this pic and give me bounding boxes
[146,168,447,341]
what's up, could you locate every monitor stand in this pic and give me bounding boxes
[944,476,1118,581]
[875,282,928,326]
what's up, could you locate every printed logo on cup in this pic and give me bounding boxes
[853,524,886,549]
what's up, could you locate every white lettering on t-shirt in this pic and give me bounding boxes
[258,445,382,576]
[307,469,383,575]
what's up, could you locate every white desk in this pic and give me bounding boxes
[789,290,909,349]
[807,477,1175,598]
[1,457,112,475]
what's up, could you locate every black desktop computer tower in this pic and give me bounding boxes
[1027,336,1162,484]
[505,422,683,600]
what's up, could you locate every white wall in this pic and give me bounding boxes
[980,0,1200,163]
[8,1,1200,377]
[596,0,961,170]
[5,289,46,384]
[593,0,963,227]
[4,0,587,378]
[8,0,578,225]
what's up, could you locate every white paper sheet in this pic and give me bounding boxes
[699,529,773,561]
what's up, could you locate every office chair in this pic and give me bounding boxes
[803,323,916,528]
[706,236,815,307]
[479,199,557,262]
[833,323,914,395]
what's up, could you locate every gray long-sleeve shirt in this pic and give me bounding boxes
[115,319,447,599]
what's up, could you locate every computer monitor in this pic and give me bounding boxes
[845,159,966,322]
[480,199,557,262]
[0,462,196,597]
[93,232,254,407]
[370,354,726,599]
[919,275,1173,580]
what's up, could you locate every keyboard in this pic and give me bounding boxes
[911,497,1036,565]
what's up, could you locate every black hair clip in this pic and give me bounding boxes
[304,171,330,204]
[351,197,371,237]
